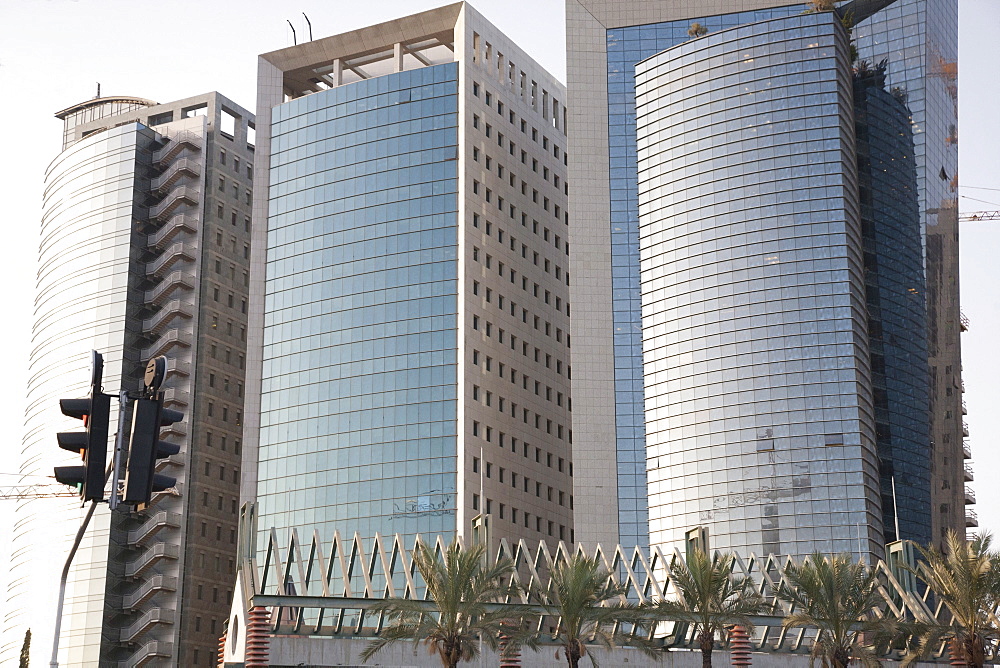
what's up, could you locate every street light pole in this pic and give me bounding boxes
[50,500,98,668]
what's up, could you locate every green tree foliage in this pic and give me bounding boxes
[780,553,898,668]
[905,531,1000,668]
[361,541,520,667]
[530,553,657,668]
[652,549,769,668]
[687,23,708,37]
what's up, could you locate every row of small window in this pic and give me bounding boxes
[471,314,570,376]
[473,458,572,507]
[218,175,253,205]
[472,399,570,441]
[206,400,243,426]
[470,423,572,475]
[195,549,235,576]
[217,201,252,232]
[202,460,239,486]
[207,373,244,398]
[212,258,250,286]
[473,275,569,324]
[472,175,566,229]
[215,227,251,258]
[470,33,564,129]
[474,378,569,412]
[212,287,248,314]
[473,246,568,309]
[201,490,240,515]
[472,493,571,542]
[473,146,568,198]
[473,442,570,477]
[472,311,567,372]
[199,519,237,541]
[208,344,246,370]
[204,430,243,455]
[472,79,567,162]
[219,147,253,179]
[473,220,569,289]
[209,314,247,342]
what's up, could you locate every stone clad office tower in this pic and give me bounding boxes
[4,93,254,667]
[243,3,574,555]
[567,0,963,560]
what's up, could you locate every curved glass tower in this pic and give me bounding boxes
[635,12,882,560]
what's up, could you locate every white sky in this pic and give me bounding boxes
[0,0,996,659]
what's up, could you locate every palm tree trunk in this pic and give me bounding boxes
[699,629,714,668]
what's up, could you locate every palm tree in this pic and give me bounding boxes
[361,540,519,667]
[905,530,1000,668]
[779,553,899,668]
[530,553,658,668]
[687,22,708,37]
[651,548,769,668]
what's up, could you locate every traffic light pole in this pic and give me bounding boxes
[49,499,98,668]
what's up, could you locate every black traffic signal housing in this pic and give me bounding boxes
[53,353,112,501]
[122,394,182,506]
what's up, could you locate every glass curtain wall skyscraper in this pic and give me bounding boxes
[243,2,574,561]
[566,0,963,559]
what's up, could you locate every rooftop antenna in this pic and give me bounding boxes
[303,13,313,41]
[287,19,297,45]
[96,82,101,98]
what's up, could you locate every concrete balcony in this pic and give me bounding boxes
[123,575,178,610]
[146,242,195,278]
[119,608,174,644]
[964,463,975,482]
[965,488,977,505]
[962,400,968,415]
[966,509,979,528]
[161,386,190,409]
[141,328,191,360]
[142,300,193,337]
[126,511,181,547]
[151,157,200,193]
[148,214,197,250]
[124,543,179,580]
[963,421,970,437]
[153,131,201,164]
[963,439,972,459]
[144,271,194,305]
[118,640,173,668]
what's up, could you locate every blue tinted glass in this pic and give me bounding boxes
[259,63,461,552]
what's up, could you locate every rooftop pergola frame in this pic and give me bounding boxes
[261,3,465,101]
[286,31,456,98]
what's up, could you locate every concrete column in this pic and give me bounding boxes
[393,43,404,72]
[332,59,342,86]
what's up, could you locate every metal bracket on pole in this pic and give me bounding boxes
[108,390,130,511]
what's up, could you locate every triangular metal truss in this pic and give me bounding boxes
[240,519,987,661]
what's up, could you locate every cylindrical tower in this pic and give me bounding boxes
[7,121,155,665]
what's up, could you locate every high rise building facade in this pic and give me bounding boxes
[566,0,963,560]
[242,2,573,556]
[3,92,254,667]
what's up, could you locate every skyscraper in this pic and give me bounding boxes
[4,92,254,667]
[566,0,963,559]
[242,2,573,556]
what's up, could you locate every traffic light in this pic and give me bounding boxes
[54,351,112,501]
[122,393,182,505]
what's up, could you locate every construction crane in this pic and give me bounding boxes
[960,211,1000,221]
[0,484,80,501]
